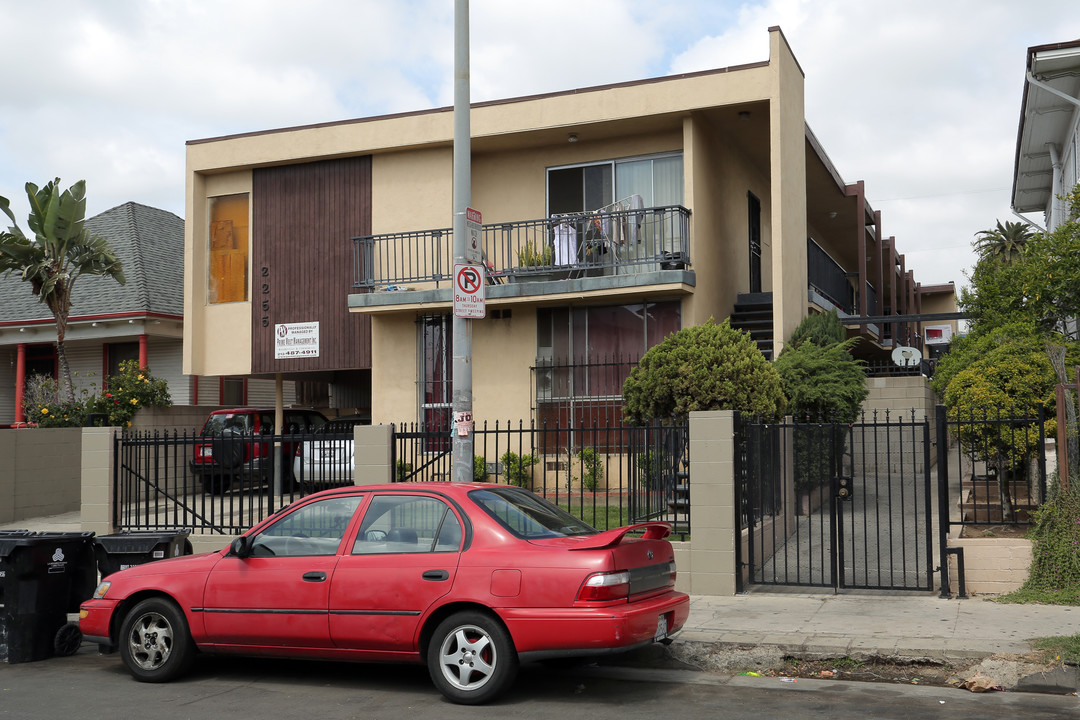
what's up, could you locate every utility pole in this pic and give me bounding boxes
[451,0,473,482]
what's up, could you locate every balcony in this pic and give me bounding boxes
[351,204,693,309]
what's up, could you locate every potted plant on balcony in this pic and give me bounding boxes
[513,241,567,282]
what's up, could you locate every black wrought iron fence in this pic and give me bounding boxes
[114,428,340,534]
[390,420,689,538]
[938,405,1047,526]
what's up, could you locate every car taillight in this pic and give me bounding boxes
[666,560,677,587]
[577,571,630,602]
[195,444,212,461]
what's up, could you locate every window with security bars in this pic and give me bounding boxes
[419,315,452,451]
[534,301,680,434]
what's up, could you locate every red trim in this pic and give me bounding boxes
[139,334,148,368]
[193,375,199,405]
[14,344,26,424]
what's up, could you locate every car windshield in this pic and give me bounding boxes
[468,487,596,539]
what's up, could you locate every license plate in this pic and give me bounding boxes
[655,614,668,641]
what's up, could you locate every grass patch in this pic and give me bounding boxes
[559,501,630,530]
[1033,634,1080,665]
[994,587,1080,605]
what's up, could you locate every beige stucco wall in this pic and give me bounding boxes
[183,170,254,377]
[946,534,1033,596]
[0,428,83,524]
[768,29,808,357]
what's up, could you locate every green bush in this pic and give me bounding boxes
[576,447,604,493]
[999,482,1080,605]
[24,360,171,428]
[473,455,488,482]
[637,450,661,490]
[622,318,785,423]
[500,450,538,487]
[395,460,413,481]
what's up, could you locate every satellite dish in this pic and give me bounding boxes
[891,345,923,367]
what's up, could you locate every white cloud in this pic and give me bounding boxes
[1,0,1078,290]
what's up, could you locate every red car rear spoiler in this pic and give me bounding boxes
[569,522,672,550]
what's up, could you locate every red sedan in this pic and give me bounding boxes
[80,483,689,704]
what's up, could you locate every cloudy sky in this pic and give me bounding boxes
[2,0,1078,289]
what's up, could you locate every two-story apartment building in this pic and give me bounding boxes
[183,27,952,429]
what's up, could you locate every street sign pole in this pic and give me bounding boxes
[450,0,473,482]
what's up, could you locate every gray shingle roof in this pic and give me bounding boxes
[0,202,183,323]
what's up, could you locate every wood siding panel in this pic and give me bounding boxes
[251,157,372,374]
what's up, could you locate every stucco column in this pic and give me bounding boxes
[688,410,737,595]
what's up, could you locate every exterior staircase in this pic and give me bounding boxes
[729,292,775,360]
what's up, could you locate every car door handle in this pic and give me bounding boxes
[422,570,449,581]
[302,571,327,582]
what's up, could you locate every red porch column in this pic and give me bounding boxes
[139,333,148,369]
[14,343,26,424]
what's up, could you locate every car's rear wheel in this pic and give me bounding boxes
[428,611,517,705]
[119,597,195,683]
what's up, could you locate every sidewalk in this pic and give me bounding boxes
[680,591,1080,659]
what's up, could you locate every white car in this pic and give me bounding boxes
[292,413,369,490]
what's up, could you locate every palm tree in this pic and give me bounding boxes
[974,219,1034,264]
[0,179,125,404]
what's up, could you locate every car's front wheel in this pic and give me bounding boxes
[427,611,518,704]
[119,597,195,683]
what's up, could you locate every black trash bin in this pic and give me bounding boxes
[93,529,193,579]
[0,531,96,664]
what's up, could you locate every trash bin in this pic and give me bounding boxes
[93,529,193,579]
[0,531,96,664]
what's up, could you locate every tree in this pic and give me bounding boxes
[774,311,868,494]
[1017,220,1080,341]
[974,219,1034,264]
[0,179,125,404]
[621,318,785,424]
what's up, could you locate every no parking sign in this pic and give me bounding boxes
[453,263,485,318]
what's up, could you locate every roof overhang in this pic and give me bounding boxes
[1012,40,1080,214]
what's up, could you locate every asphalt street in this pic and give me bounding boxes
[0,642,1076,720]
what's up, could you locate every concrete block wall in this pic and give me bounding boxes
[0,428,82,523]
[946,533,1033,596]
[686,411,737,596]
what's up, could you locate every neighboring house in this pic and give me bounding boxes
[183,27,952,429]
[0,201,294,426]
[1013,38,1080,231]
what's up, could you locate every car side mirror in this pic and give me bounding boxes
[230,536,253,558]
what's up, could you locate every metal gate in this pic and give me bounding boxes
[736,413,935,592]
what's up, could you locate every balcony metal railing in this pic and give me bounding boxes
[806,238,854,313]
[353,204,691,290]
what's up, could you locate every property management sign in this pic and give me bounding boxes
[275,321,320,359]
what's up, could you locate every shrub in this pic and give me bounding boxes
[637,450,661,490]
[500,450,538,487]
[575,447,604,493]
[395,460,413,481]
[622,318,785,424]
[86,360,172,427]
[23,373,87,427]
[1001,482,1080,604]
[473,455,488,482]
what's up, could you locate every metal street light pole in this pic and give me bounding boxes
[451,0,473,482]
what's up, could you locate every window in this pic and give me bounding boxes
[106,342,140,379]
[222,377,245,405]
[208,193,249,304]
[352,495,462,554]
[536,301,680,427]
[419,315,452,435]
[469,486,595,539]
[547,153,683,214]
[249,495,363,557]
